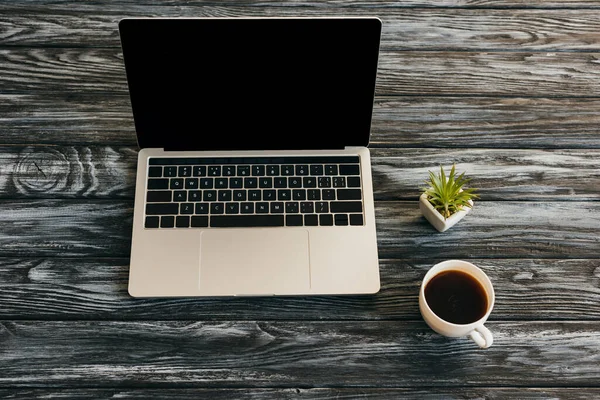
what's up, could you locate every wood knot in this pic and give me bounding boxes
[13,147,70,195]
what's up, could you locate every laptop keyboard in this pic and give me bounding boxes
[143,156,365,228]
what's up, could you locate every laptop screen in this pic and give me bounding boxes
[119,18,381,151]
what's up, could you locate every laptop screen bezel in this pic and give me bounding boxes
[118,17,382,151]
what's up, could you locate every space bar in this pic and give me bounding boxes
[210,215,284,227]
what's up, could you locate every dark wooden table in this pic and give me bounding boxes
[2,1,600,398]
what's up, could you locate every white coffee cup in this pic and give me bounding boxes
[419,260,495,349]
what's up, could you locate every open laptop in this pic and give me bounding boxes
[119,17,382,297]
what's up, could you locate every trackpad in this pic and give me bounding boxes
[199,229,311,295]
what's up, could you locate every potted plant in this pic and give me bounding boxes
[419,164,479,232]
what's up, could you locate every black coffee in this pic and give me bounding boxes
[424,269,488,325]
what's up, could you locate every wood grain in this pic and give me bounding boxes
[0,320,599,387]
[2,8,600,50]
[0,146,137,199]
[1,146,599,200]
[0,200,132,257]
[1,388,599,399]
[1,258,599,321]
[2,49,600,97]
[0,200,597,258]
[4,95,600,148]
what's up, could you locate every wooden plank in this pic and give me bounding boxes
[4,95,600,149]
[1,146,599,200]
[0,146,137,199]
[376,200,600,259]
[1,388,598,399]
[0,200,133,257]
[370,97,600,149]
[1,320,599,387]
[1,0,599,13]
[0,200,597,258]
[376,51,600,97]
[2,49,600,97]
[2,8,600,50]
[1,258,599,321]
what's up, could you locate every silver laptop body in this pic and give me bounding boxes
[119,17,382,297]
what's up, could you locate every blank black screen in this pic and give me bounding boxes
[118,18,381,150]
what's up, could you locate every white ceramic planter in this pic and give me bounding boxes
[419,193,473,232]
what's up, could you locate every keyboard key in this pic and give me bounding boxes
[200,178,213,189]
[146,203,178,215]
[270,202,284,213]
[322,189,336,200]
[223,166,236,176]
[259,177,273,188]
[230,178,243,188]
[164,166,177,177]
[203,190,216,201]
[277,189,291,201]
[319,214,333,226]
[170,178,184,189]
[225,203,239,214]
[307,189,320,200]
[178,166,192,177]
[333,177,346,187]
[330,201,362,213]
[339,165,360,175]
[315,202,329,213]
[335,214,349,226]
[310,165,324,175]
[252,165,265,176]
[301,202,314,214]
[286,215,303,226]
[145,216,159,228]
[350,214,364,226]
[210,203,224,214]
[215,178,228,189]
[173,191,187,202]
[233,190,246,201]
[304,214,319,226]
[286,202,299,213]
[337,189,362,201]
[188,190,202,201]
[303,177,316,188]
[218,190,232,201]
[193,166,206,176]
[208,166,221,176]
[295,165,309,175]
[347,176,361,188]
[211,215,284,227]
[195,203,209,214]
[237,166,250,176]
[281,165,294,175]
[267,165,280,176]
[293,189,306,200]
[325,165,338,175]
[147,190,171,203]
[148,166,162,177]
[160,216,175,228]
[274,177,287,188]
[185,178,199,189]
[249,190,261,201]
[256,202,269,213]
[318,177,331,188]
[148,178,169,190]
[289,177,302,188]
[240,202,254,213]
[264,190,276,201]
[176,216,190,228]
[244,177,258,188]
[180,203,194,214]
[191,216,209,227]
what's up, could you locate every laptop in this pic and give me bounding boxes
[118,17,382,297]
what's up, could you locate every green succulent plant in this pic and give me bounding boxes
[423,164,480,219]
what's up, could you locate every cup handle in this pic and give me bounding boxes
[469,325,493,349]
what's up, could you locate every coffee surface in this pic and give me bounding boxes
[424,270,488,324]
